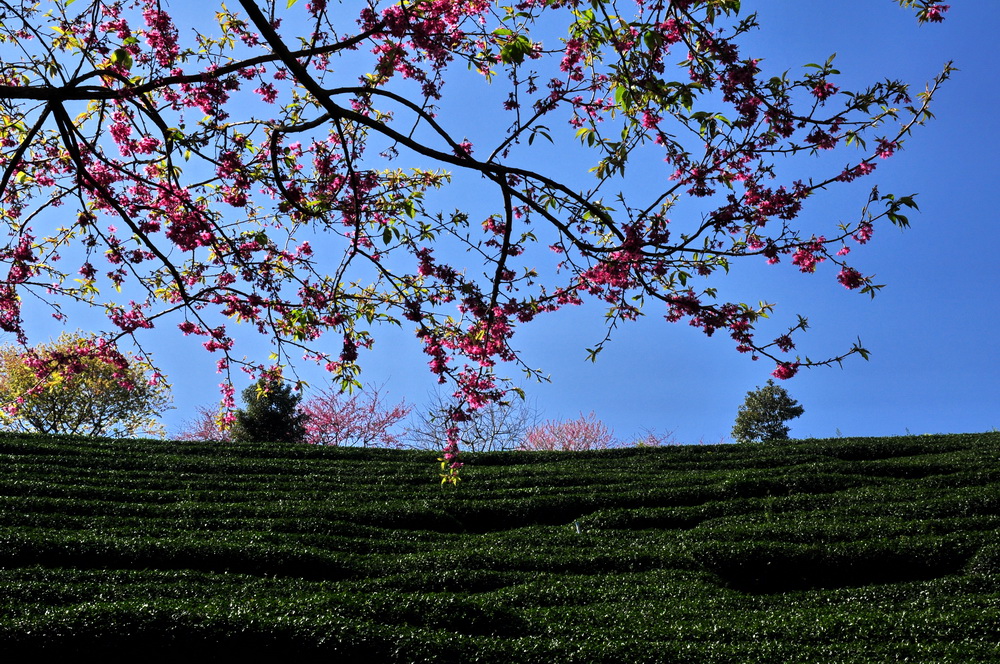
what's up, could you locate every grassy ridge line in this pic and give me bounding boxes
[2,431,1000,661]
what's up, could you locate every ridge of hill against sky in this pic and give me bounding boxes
[15,1,1000,444]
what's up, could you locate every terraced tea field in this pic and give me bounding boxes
[2,432,999,660]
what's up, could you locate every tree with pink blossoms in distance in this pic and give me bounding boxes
[630,429,680,447]
[0,0,952,478]
[519,412,616,452]
[300,384,410,448]
[176,385,409,447]
[518,413,678,450]
[175,405,231,442]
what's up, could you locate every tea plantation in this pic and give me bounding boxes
[2,431,999,661]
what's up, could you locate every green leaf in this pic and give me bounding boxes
[614,85,629,111]
[499,34,533,65]
[643,31,660,52]
[110,48,133,70]
[287,0,300,7]
[528,126,551,146]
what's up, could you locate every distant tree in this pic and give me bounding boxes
[300,384,410,447]
[180,384,408,446]
[731,380,805,443]
[519,412,616,451]
[229,378,308,444]
[630,429,679,447]
[407,389,538,452]
[175,405,230,442]
[0,331,171,438]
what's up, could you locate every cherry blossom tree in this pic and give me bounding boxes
[519,411,615,451]
[517,413,681,450]
[0,0,951,478]
[300,384,410,447]
[630,429,679,447]
[175,404,231,442]
[176,384,409,446]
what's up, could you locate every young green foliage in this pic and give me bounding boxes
[731,379,805,443]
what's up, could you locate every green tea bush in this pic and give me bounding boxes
[965,544,1000,576]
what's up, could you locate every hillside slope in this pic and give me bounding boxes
[2,432,999,661]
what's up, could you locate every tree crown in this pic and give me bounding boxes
[229,378,309,444]
[0,331,172,437]
[731,379,805,443]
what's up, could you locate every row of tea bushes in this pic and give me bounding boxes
[4,567,998,661]
[2,431,999,660]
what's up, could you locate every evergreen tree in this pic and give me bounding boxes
[732,380,805,443]
[229,379,309,444]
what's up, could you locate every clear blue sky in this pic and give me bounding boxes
[18,1,1000,444]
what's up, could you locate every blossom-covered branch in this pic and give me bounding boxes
[0,0,951,479]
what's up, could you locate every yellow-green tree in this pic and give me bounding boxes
[0,332,172,438]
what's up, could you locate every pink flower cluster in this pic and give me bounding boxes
[812,81,838,100]
[15,336,134,404]
[142,4,180,67]
[440,422,464,485]
[922,4,950,22]
[791,238,827,273]
[772,362,800,380]
[836,267,865,290]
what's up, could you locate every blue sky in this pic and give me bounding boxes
[529,0,1000,443]
[18,1,1000,444]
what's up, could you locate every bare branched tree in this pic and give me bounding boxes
[407,388,538,452]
